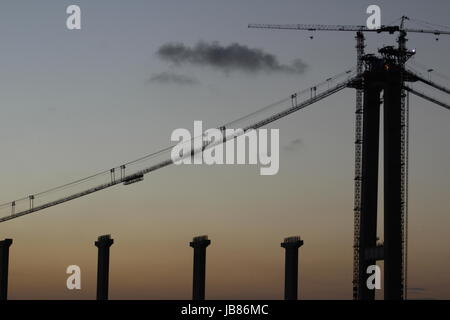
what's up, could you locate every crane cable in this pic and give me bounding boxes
[407,59,450,85]
[407,16,450,31]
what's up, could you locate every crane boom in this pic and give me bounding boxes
[248,23,450,35]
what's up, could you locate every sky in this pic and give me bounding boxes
[0,0,449,300]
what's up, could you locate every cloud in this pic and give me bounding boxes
[156,41,307,75]
[283,138,304,152]
[148,72,199,85]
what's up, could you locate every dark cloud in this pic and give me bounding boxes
[156,41,307,75]
[148,72,199,85]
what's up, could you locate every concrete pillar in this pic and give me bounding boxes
[190,235,210,300]
[0,239,13,300]
[95,235,113,300]
[358,75,382,300]
[383,70,404,300]
[281,236,303,300]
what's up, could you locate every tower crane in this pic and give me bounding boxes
[248,20,450,36]
[249,16,450,300]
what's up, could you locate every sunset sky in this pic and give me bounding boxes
[0,0,449,300]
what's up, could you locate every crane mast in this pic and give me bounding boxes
[352,31,365,300]
[398,15,409,300]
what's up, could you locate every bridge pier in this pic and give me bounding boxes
[95,235,114,300]
[383,70,404,300]
[358,72,382,300]
[0,239,13,300]
[190,235,210,300]
[281,236,304,300]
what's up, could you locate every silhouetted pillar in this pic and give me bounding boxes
[0,239,13,300]
[358,75,382,300]
[383,70,404,300]
[190,235,210,300]
[281,236,304,300]
[95,235,113,300]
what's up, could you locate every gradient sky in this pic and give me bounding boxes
[0,0,449,300]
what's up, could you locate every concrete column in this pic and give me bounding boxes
[281,236,303,300]
[383,70,404,300]
[95,235,113,300]
[358,75,382,300]
[190,235,210,300]
[0,239,13,300]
